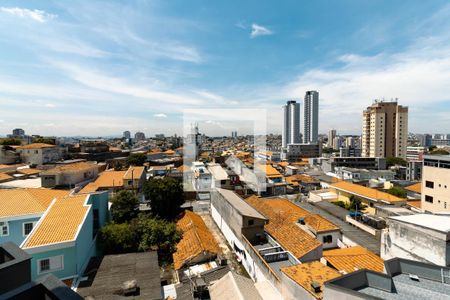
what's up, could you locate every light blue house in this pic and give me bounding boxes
[21,192,109,281]
[0,189,69,247]
[0,189,109,281]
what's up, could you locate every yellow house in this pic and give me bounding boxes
[329,181,406,215]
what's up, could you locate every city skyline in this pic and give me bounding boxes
[1,1,450,136]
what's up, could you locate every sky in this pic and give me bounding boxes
[0,0,450,137]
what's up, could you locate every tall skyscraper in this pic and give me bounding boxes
[328,129,336,148]
[123,131,131,139]
[303,91,319,144]
[361,100,408,159]
[282,100,301,148]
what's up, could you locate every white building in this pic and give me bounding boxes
[381,214,450,267]
[282,101,301,148]
[303,91,319,144]
[17,143,61,165]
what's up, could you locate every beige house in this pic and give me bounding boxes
[80,166,146,194]
[421,155,450,213]
[17,143,61,165]
[40,162,99,188]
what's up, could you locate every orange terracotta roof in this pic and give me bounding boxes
[278,162,289,167]
[17,143,56,149]
[23,194,89,248]
[177,165,191,172]
[0,172,13,182]
[41,162,98,175]
[246,196,339,233]
[245,197,323,259]
[90,170,126,188]
[405,182,421,194]
[79,182,99,193]
[16,168,41,176]
[173,211,220,270]
[407,199,421,209]
[331,181,406,203]
[257,164,282,178]
[281,261,341,299]
[164,149,175,155]
[0,189,69,218]
[323,246,384,274]
[123,166,145,180]
[285,174,318,185]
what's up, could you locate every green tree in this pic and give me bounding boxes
[322,147,338,154]
[431,149,450,155]
[386,156,407,167]
[32,137,56,144]
[429,145,437,152]
[143,177,184,220]
[98,223,138,254]
[127,153,147,166]
[131,215,181,252]
[386,186,407,198]
[348,195,368,212]
[110,190,140,223]
[0,138,21,145]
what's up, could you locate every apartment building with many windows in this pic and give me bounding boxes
[421,155,450,213]
[362,101,408,159]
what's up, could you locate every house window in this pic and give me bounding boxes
[248,219,254,226]
[323,235,333,244]
[425,195,433,203]
[38,255,63,274]
[23,222,35,236]
[39,259,50,272]
[0,222,8,236]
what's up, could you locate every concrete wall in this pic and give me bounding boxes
[317,231,342,250]
[20,148,60,165]
[421,165,450,213]
[280,271,315,300]
[381,220,450,266]
[211,204,266,283]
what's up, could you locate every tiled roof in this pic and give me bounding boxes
[173,211,220,270]
[323,246,384,274]
[285,174,318,185]
[0,189,69,218]
[0,172,13,182]
[41,162,98,175]
[79,182,99,193]
[407,200,421,209]
[246,196,339,233]
[405,182,421,194]
[257,164,282,177]
[123,166,145,180]
[281,261,341,299]
[16,168,41,176]
[17,143,56,149]
[331,181,406,203]
[245,196,324,259]
[177,165,190,172]
[23,194,89,248]
[89,170,126,188]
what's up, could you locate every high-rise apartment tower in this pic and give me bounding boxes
[304,91,319,144]
[361,100,408,158]
[282,100,301,148]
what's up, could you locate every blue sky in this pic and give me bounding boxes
[0,0,450,137]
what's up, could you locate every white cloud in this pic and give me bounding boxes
[154,113,167,118]
[250,23,273,38]
[45,103,56,108]
[0,7,55,23]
